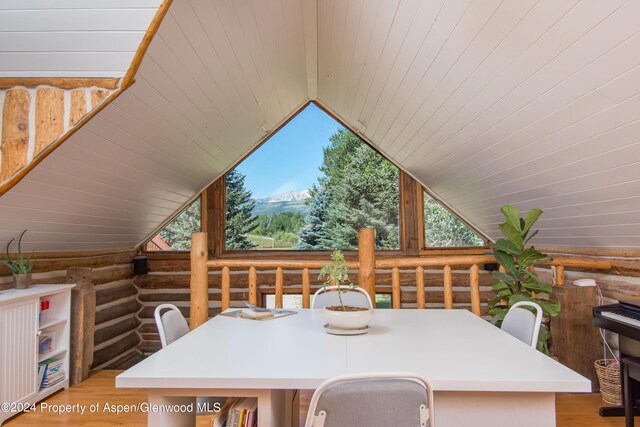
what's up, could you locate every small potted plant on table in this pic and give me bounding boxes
[2,230,35,290]
[319,250,373,331]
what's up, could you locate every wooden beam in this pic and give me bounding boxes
[122,0,174,87]
[399,171,421,255]
[221,266,230,311]
[69,90,87,127]
[469,264,481,316]
[443,265,453,309]
[35,87,65,156]
[275,267,284,309]
[189,232,208,330]
[67,267,95,385]
[555,265,565,286]
[302,268,311,309]
[248,266,257,306]
[391,267,401,309]
[90,89,110,108]
[1,89,30,182]
[358,228,376,308]
[0,77,120,90]
[0,84,129,197]
[416,266,425,309]
[205,177,225,258]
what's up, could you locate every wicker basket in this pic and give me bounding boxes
[595,359,621,406]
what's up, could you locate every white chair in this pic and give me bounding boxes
[501,301,543,348]
[154,303,190,348]
[305,372,434,427]
[312,286,373,309]
[154,304,225,414]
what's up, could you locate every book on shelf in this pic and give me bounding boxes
[224,398,257,427]
[210,397,239,427]
[38,356,65,390]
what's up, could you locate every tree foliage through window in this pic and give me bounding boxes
[424,193,484,247]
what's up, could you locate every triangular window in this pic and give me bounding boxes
[423,192,484,247]
[145,198,200,251]
[225,104,400,251]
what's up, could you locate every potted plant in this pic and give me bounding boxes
[319,250,373,330]
[2,230,35,290]
[488,205,561,354]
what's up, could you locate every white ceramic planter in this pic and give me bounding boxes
[322,307,373,330]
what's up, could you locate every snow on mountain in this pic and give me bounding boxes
[264,189,310,203]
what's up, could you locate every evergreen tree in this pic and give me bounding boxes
[159,199,201,250]
[225,170,257,249]
[424,195,484,247]
[306,129,400,250]
[296,186,329,249]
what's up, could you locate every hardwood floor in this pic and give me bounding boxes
[4,370,637,426]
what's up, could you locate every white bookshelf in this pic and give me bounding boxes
[0,284,74,426]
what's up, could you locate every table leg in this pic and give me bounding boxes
[147,393,196,427]
[146,389,289,427]
[434,391,556,427]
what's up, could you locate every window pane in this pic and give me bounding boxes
[224,104,400,251]
[145,199,200,251]
[424,193,484,247]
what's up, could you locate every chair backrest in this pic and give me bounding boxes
[501,301,543,348]
[312,286,373,309]
[154,303,189,348]
[305,372,434,427]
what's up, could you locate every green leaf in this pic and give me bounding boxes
[524,229,539,244]
[491,271,516,283]
[494,250,518,276]
[491,239,521,256]
[491,310,508,326]
[508,293,531,306]
[488,296,506,308]
[521,277,552,294]
[534,299,561,317]
[499,222,524,248]
[523,209,543,236]
[501,205,522,233]
[491,281,511,292]
[518,247,549,269]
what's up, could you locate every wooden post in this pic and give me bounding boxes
[275,267,284,309]
[551,283,599,391]
[205,177,225,259]
[358,228,376,308]
[248,267,257,306]
[416,266,425,309]
[399,171,421,255]
[35,87,64,156]
[392,267,401,309]
[443,265,453,309]
[221,266,230,311]
[302,268,311,309]
[554,265,565,286]
[67,267,95,385]
[470,264,481,316]
[189,232,208,330]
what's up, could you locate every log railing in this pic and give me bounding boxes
[189,229,613,329]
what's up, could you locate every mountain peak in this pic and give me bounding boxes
[265,189,310,203]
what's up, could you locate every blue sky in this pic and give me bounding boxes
[235,104,344,199]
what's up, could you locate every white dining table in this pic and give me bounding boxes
[116,309,590,427]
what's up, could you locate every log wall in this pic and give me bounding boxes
[0,85,114,183]
[0,249,140,370]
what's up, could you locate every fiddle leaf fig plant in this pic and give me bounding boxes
[488,205,560,354]
[319,250,355,310]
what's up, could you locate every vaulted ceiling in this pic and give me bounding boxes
[1,0,639,251]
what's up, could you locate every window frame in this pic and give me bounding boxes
[140,100,490,258]
[418,187,490,254]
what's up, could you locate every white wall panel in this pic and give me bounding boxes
[2,0,640,250]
